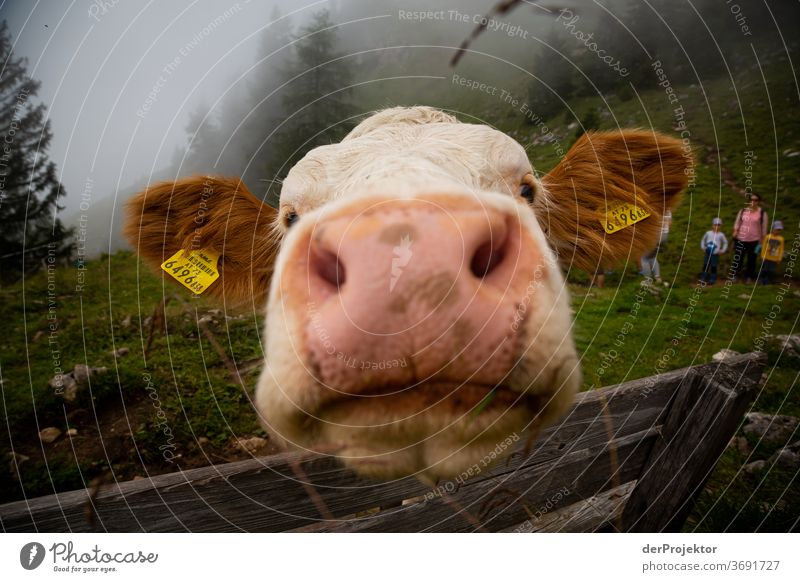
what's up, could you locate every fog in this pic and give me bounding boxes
[2,0,795,257]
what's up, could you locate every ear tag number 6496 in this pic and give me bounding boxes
[160,249,220,295]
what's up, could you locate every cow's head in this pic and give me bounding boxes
[126,107,688,480]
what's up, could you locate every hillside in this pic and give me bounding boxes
[1,49,799,531]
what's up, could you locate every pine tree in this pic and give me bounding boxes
[268,10,355,180]
[0,21,73,283]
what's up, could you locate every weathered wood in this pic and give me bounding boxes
[500,480,637,533]
[621,353,764,532]
[300,427,657,532]
[0,353,762,533]
[0,451,428,533]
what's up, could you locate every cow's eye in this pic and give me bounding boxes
[519,183,535,203]
[284,210,299,228]
[519,174,539,204]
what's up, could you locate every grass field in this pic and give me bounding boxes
[1,249,797,530]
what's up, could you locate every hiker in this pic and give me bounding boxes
[732,193,768,283]
[700,217,728,284]
[759,220,785,285]
[640,209,672,285]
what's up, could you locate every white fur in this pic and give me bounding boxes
[255,107,580,480]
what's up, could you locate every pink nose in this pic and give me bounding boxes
[291,197,543,394]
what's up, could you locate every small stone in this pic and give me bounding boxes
[111,347,130,358]
[768,447,800,469]
[773,335,800,359]
[235,436,268,453]
[73,364,91,385]
[713,349,740,362]
[197,315,214,325]
[133,475,145,481]
[72,364,108,389]
[121,315,132,328]
[32,330,45,342]
[197,437,209,445]
[49,373,79,402]
[67,428,78,437]
[743,460,767,473]
[743,413,799,444]
[737,294,750,300]
[39,427,62,443]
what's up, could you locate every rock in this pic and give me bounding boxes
[73,364,91,385]
[743,459,767,473]
[32,330,45,342]
[771,335,800,359]
[235,436,268,453]
[74,364,108,385]
[49,365,108,403]
[742,413,799,444]
[111,347,130,358]
[133,475,145,481]
[39,427,62,443]
[197,437,209,445]
[737,294,750,300]
[197,314,214,325]
[768,446,800,470]
[121,315,132,328]
[66,428,78,437]
[713,349,740,362]
[49,373,79,402]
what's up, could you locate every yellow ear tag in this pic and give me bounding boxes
[599,201,651,234]
[161,249,220,295]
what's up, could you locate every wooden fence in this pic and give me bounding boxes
[0,352,764,532]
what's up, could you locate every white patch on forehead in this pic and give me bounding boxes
[280,107,532,213]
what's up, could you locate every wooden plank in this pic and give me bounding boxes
[621,353,764,532]
[1,355,755,533]
[500,480,636,533]
[304,427,658,532]
[0,451,430,533]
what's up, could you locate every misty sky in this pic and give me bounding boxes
[1,0,322,216]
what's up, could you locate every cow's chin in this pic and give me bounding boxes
[305,382,543,481]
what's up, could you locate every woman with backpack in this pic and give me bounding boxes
[732,193,768,283]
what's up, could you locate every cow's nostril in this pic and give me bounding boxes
[470,235,508,279]
[311,246,346,289]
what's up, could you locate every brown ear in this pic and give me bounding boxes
[124,176,279,306]
[538,130,690,271]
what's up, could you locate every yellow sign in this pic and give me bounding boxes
[161,249,220,295]
[599,201,651,234]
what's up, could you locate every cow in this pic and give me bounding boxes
[125,106,688,481]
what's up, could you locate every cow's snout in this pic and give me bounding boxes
[283,195,545,398]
